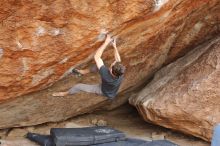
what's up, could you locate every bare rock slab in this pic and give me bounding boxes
[0,0,219,101]
[0,0,219,128]
[130,37,220,141]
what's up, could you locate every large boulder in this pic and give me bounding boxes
[0,0,219,128]
[129,37,220,141]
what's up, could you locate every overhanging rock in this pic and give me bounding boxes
[0,0,219,128]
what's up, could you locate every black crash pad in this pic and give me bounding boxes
[94,138,148,146]
[50,126,126,146]
[26,132,55,146]
[94,138,178,146]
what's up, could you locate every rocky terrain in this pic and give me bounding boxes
[0,0,219,143]
[0,104,210,146]
[130,37,220,141]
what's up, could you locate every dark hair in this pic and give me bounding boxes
[112,62,126,77]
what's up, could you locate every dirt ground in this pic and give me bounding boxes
[0,103,210,146]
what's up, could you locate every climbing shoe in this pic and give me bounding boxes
[72,69,82,77]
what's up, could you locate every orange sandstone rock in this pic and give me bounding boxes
[130,37,220,141]
[0,0,219,128]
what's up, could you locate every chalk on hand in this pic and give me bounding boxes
[97,29,108,41]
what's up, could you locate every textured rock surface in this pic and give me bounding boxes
[0,0,219,101]
[0,0,219,128]
[129,37,220,141]
[0,104,209,146]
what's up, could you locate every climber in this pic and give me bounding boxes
[52,34,126,99]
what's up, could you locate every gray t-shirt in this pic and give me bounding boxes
[99,65,123,99]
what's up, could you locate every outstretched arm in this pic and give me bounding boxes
[94,34,112,69]
[112,37,121,62]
